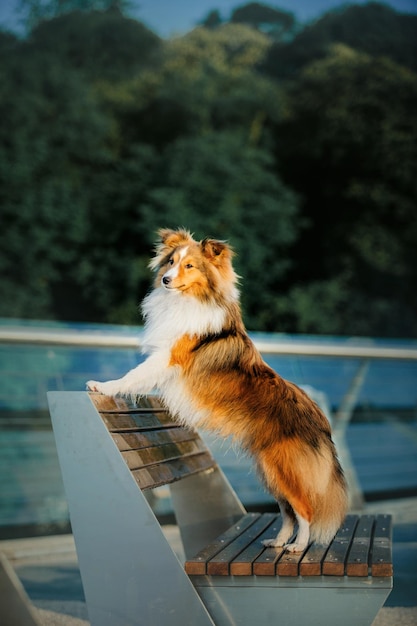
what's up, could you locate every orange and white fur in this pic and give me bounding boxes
[87,228,348,552]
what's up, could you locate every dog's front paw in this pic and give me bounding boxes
[86,380,109,395]
[284,542,308,553]
[86,380,125,396]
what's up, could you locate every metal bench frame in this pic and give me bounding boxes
[47,391,392,626]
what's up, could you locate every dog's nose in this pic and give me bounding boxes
[162,276,171,286]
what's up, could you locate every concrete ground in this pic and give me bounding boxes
[1,498,416,626]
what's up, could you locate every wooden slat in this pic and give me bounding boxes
[112,427,198,452]
[122,439,207,470]
[230,514,279,575]
[131,452,216,490]
[252,515,286,576]
[90,392,172,414]
[100,411,175,431]
[102,413,173,431]
[277,545,309,576]
[346,515,374,577]
[185,514,260,575]
[252,546,288,576]
[322,515,359,576]
[206,514,275,576]
[89,393,129,411]
[252,514,292,576]
[89,393,157,412]
[299,542,330,576]
[208,515,272,576]
[101,407,168,414]
[371,515,393,577]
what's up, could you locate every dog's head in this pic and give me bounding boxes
[149,228,239,301]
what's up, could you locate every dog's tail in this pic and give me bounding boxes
[309,454,349,545]
[257,436,349,546]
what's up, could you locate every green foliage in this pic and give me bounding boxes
[0,4,416,337]
[0,52,109,319]
[163,23,272,76]
[230,2,296,41]
[274,46,417,335]
[18,0,132,31]
[272,273,417,338]
[262,2,417,78]
[27,8,161,80]
[200,9,222,29]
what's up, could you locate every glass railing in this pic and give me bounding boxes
[1,319,416,538]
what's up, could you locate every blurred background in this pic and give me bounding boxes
[1,0,417,335]
[0,0,416,538]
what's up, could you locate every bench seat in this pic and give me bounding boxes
[186,512,393,577]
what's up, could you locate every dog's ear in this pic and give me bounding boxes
[149,228,194,270]
[158,228,193,249]
[201,238,233,265]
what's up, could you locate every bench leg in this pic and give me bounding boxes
[171,467,246,559]
[0,553,41,626]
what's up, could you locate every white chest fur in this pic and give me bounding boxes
[141,288,226,353]
[140,288,224,427]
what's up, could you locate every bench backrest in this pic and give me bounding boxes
[89,393,216,490]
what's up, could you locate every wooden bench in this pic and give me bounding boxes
[47,391,393,626]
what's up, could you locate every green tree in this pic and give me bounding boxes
[0,51,112,319]
[263,2,417,79]
[0,11,164,323]
[18,0,131,31]
[200,9,222,29]
[75,142,158,324]
[231,2,296,41]
[163,23,273,76]
[27,8,161,80]
[274,46,417,336]
[91,22,281,158]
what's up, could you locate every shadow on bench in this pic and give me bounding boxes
[47,391,392,626]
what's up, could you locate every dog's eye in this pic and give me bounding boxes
[185,263,193,269]
[168,258,174,265]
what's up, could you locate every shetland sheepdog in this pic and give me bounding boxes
[87,228,348,552]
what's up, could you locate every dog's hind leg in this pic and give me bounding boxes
[262,497,295,548]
